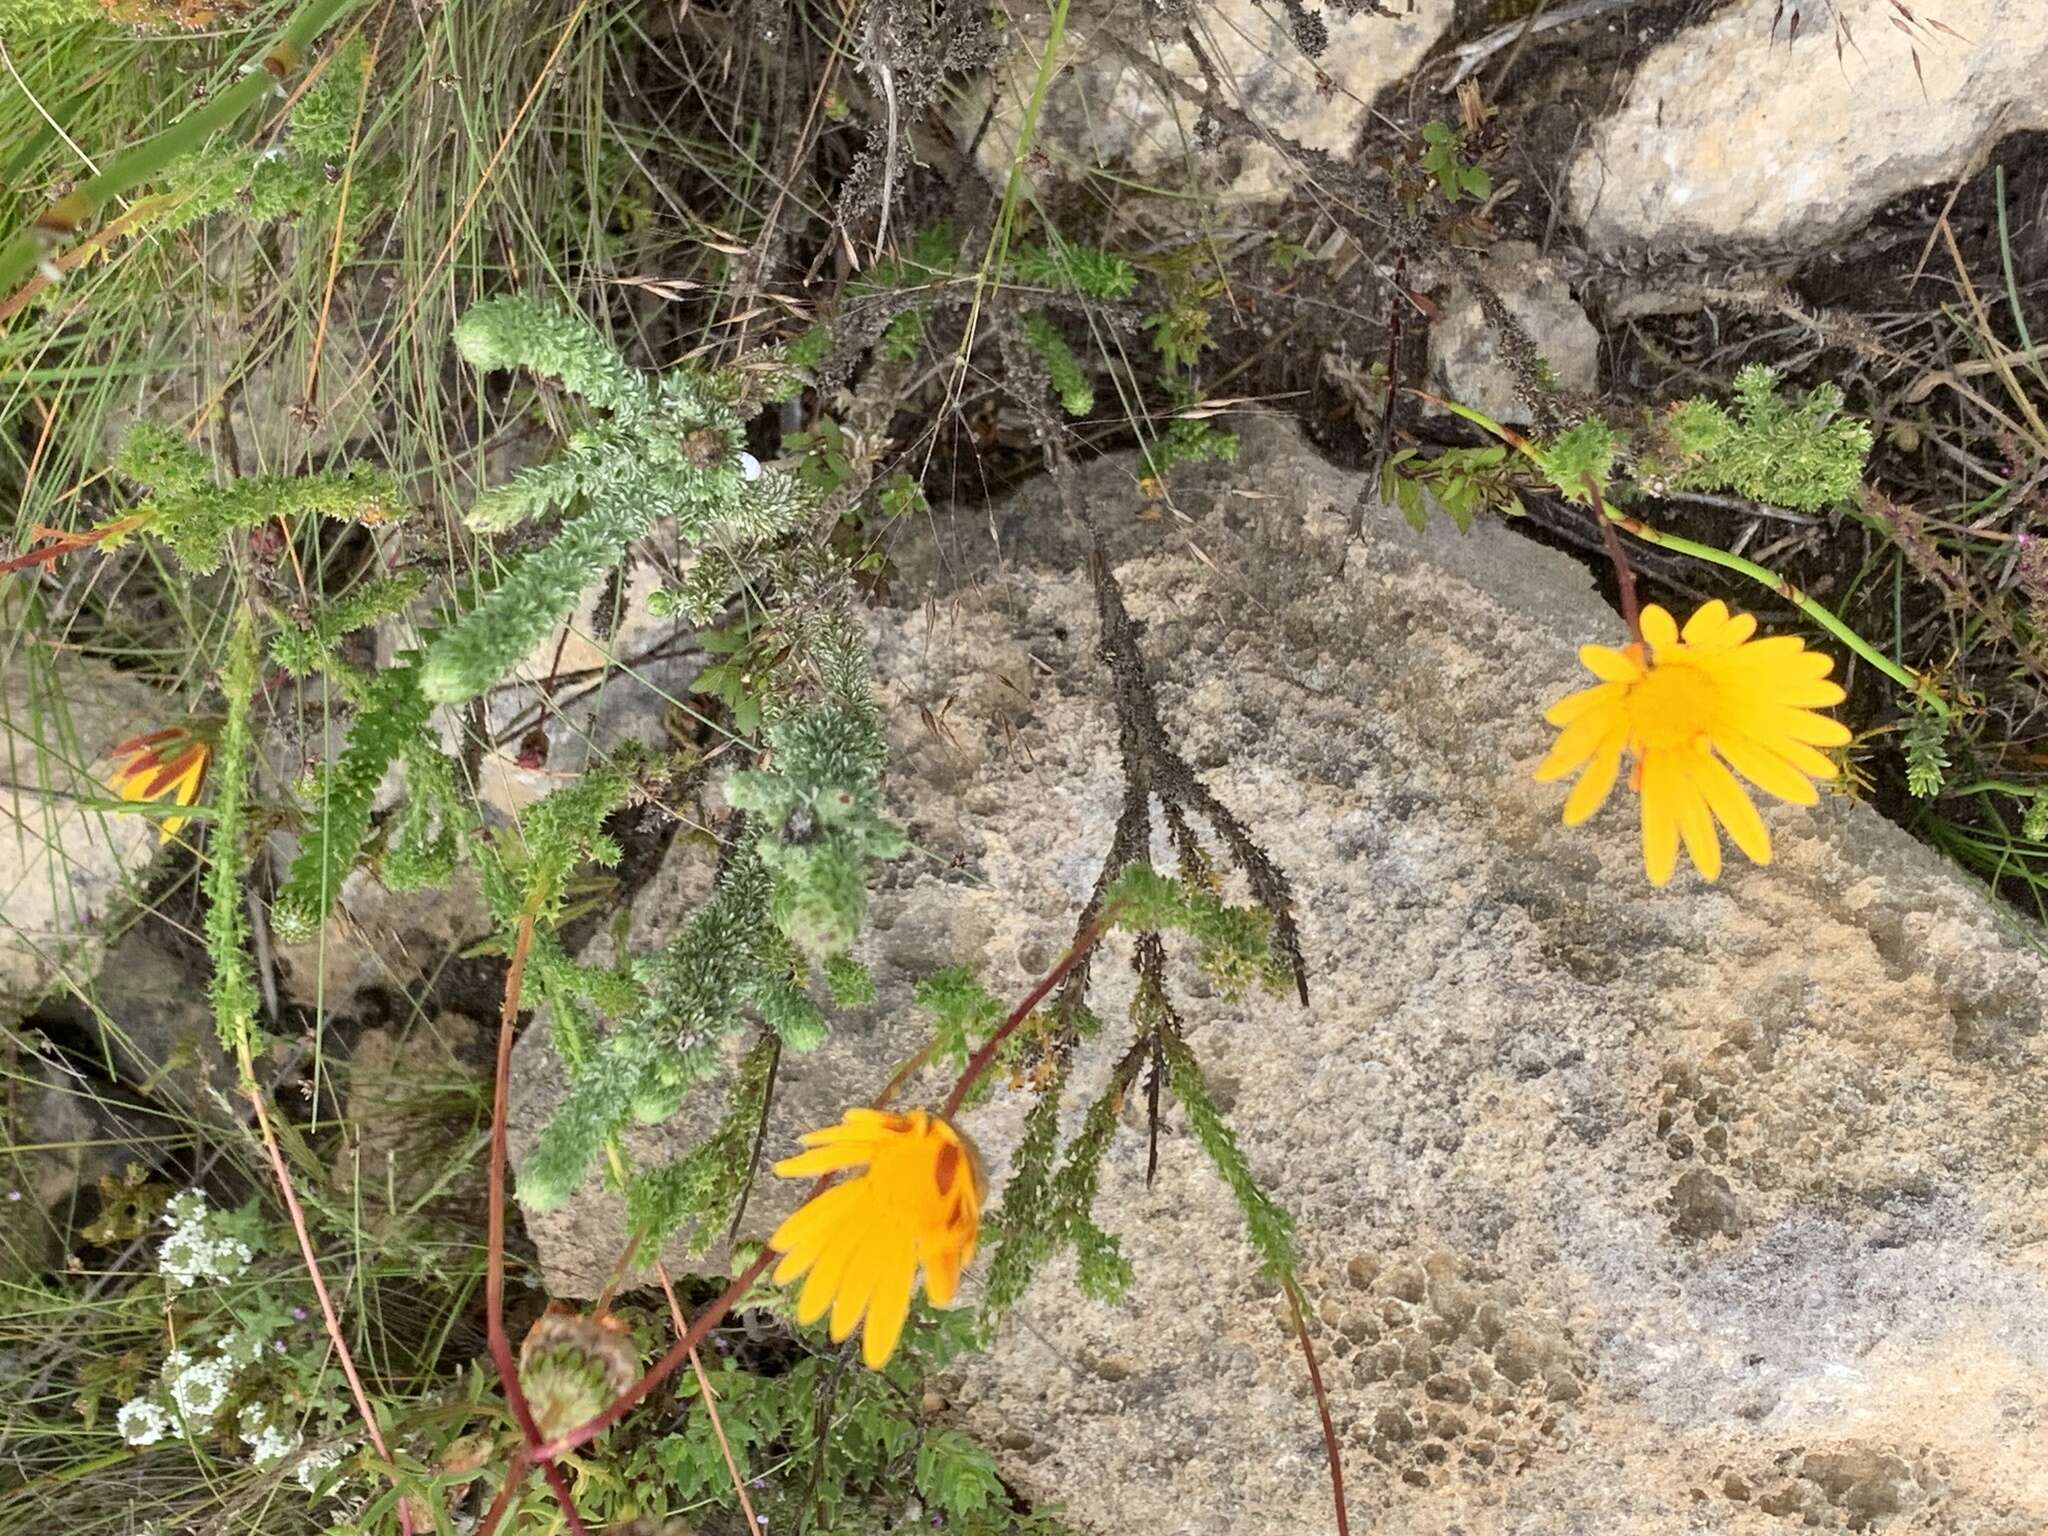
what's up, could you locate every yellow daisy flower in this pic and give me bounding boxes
[768,1108,985,1369]
[1536,600,1851,885]
[107,724,214,841]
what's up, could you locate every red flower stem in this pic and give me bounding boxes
[476,1449,528,1536]
[538,1459,591,1536]
[1283,1275,1350,1536]
[1583,476,1643,646]
[941,910,1114,1121]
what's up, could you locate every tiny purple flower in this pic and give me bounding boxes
[5,1189,20,1202]
[291,1307,307,1321]
[273,1340,288,1354]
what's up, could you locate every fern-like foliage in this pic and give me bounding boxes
[269,570,427,680]
[1162,1029,1296,1279]
[421,298,809,703]
[625,1034,778,1251]
[115,425,401,576]
[1661,364,1873,510]
[1902,703,1950,799]
[519,846,823,1212]
[1019,313,1093,417]
[203,610,263,1056]
[159,40,396,254]
[272,665,433,940]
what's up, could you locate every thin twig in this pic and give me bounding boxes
[239,1046,413,1536]
[482,898,589,1535]
[658,1262,761,1531]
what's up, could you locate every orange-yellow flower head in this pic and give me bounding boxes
[1536,600,1851,886]
[769,1108,985,1369]
[108,725,213,842]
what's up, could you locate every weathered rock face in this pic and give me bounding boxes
[1426,240,1601,423]
[1569,0,2048,252]
[971,0,1456,201]
[513,421,2047,1533]
[0,650,182,1013]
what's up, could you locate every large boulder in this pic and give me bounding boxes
[512,419,2048,1532]
[1569,0,2048,253]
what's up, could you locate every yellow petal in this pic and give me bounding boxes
[1640,755,1681,886]
[770,1180,866,1273]
[1544,681,1623,729]
[795,1222,863,1327]
[1580,644,1643,684]
[1752,678,1847,710]
[1718,737,1820,806]
[922,1242,963,1308]
[859,1234,919,1368]
[829,1223,884,1343]
[773,1143,880,1179]
[1751,705,1852,748]
[1763,735,1841,781]
[1561,735,1625,825]
[1640,605,1679,652]
[1672,764,1721,882]
[1694,752,1772,867]
[1680,601,1731,645]
[1536,710,1620,783]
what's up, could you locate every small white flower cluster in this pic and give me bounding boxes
[164,1349,236,1428]
[116,1397,171,1447]
[294,1439,352,1492]
[158,1189,253,1288]
[239,1402,303,1468]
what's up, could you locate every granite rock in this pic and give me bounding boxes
[512,419,2048,1533]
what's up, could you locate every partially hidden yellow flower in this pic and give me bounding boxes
[1536,600,1851,886]
[769,1108,985,1369]
[107,724,214,841]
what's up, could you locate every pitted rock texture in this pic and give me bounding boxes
[970,0,1456,201]
[1569,0,2048,252]
[513,419,2048,1532]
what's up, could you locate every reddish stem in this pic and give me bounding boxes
[532,1247,779,1461]
[1583,476,1643,645]
[483,899,587,1534]
[941,912,1112,1121]
[1283,1276,1350,1536]
[502,904,1119,1485]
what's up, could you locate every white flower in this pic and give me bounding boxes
[117,1397,171,1447]
[294,1440,352,1493]
[164,1188,208,1229]
[739,451,764,482]
[168,1354,235,1427]
[241,1408,302,1469]
[159,1222,252,1287]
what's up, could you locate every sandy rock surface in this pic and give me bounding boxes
[513,419,2047,1532]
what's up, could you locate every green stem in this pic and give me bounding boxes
[1603,508,1950,720]
[1410,387,1951,720]
[0,0,362,296]
[955,0,1071,371]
